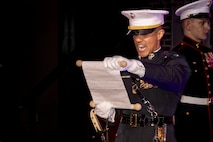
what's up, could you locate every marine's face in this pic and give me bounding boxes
[185,18,211,42]
[132,27,165,58]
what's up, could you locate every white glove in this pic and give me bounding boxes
[103,55,145,77]
[95,102,116,123]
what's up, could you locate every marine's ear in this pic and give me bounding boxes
[182,19,191,31]
[157,28,165,40]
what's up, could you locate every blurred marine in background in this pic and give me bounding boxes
[172,0,213,142]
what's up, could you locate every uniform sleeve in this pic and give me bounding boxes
[142,54,191,93]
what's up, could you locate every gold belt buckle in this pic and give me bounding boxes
[130,113,138,127]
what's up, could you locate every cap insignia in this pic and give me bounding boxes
[187,14,194,18]
[207,0,211,6]
[130,13,135,19]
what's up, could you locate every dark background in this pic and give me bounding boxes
[0,0,212,142]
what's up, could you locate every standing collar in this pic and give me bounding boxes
[138,47,162,60]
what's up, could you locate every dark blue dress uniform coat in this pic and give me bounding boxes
[114,48,191,142]
[172,36,213,142]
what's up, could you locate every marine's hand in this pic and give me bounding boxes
[103,56,128,71]
[95,102,115,123]
[103,55,145,77]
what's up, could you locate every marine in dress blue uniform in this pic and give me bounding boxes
[94,9,191,142]
[117,50,190,142]
[172,0,213,142]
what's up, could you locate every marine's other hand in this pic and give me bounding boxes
[95,102,115,123]
[103,55,145,77]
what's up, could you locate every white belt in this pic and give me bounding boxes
[180,95,212,105]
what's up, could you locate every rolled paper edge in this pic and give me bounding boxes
[119,61,127,67]
[89,101,95,108]
[132,103,142,110]
[76,60,83,67]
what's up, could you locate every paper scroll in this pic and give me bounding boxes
[80,61,140,110]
